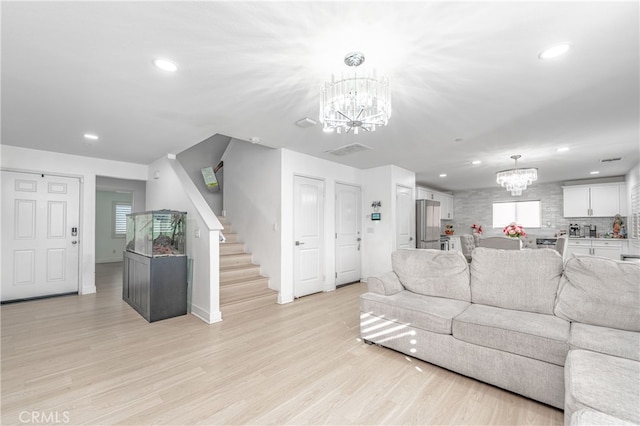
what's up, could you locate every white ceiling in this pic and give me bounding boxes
[2,1,638,192]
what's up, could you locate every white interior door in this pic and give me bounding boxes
[396,185,414,249]
[1,171,80,302]
[293,176,325,298]
[335,183,361,286]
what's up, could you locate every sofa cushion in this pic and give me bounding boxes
[470,247,563,314]
[453,304,570,366]
[366,271,404,296]
[569,322,640,362]
[360,290,470,335]
[570,409,637,426]
[555,255,640,332]
[565,350,640,425]
[392,249,470,302]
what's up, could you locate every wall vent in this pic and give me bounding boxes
[325,143,372,156]
[600,157,622,163]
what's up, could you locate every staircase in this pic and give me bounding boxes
[218,216,278,317]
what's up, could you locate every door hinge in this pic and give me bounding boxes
[335,272,338,278]
[335,233,338,239]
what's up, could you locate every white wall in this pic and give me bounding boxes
[95,190,132,263]
[361,165,416,277]
[175,133,231,215]
[95,176,146,263]
[222,145,414,304]
[145,154,223,323]
[280,149,363,304]
[96,176,146,213]
[1,145,147,295]
[222,140,282,290]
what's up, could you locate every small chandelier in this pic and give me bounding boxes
[319,52,391,134]
[496,155,538,196]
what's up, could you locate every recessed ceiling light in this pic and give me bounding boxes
[471,160,482,165]
[538,43,571,60]
[152,58,178,72]
[83,133,99,140]
[590,171,600,175]
[439,173,447,178]
[295,117,317,128]
[557,147,570,152]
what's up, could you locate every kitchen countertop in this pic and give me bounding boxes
[567,237,628,241]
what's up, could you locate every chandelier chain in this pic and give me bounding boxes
[496,155,538,196]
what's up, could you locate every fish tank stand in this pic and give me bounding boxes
[122,210,187,322]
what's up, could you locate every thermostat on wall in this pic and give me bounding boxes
[371,213,381,221]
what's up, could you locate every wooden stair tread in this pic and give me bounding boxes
[218,215,277,316]
[219,252,250,259]
[220,275,267,286]
[219,263,259,272]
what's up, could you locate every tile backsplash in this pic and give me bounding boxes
[449,182,627,238]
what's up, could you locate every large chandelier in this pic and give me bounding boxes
[496,155,538,196]
[319,52,391,134]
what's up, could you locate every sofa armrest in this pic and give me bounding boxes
[366,271,404,295]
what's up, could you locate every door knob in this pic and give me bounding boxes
[71,240,78,245]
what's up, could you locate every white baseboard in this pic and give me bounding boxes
[277,294,294,304]
[96,257,122,264]
[190,303,222,324]
[81,285,97,295]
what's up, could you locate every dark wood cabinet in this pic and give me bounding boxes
[122,250,187,322]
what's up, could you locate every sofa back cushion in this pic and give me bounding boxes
[470,247,563,314]
[392,249,470,302]
[555,255,640,332]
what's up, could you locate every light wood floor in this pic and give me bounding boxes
[1,262,563,425]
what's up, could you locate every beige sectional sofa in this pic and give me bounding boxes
[360,248,639,424]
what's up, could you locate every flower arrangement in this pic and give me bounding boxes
[503,222,526,238]
[471,224,483,234]
[445,224,454,235]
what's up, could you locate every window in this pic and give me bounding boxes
[492,200,541,228]
[113,202,132,237]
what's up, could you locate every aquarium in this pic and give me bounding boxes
[125,210,186,257]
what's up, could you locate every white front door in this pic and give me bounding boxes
[335,183,361,286]
[293,175,325,298]
[1,171,80,302]
[396,185,414,249]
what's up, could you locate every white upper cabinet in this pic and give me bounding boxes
[437,193,454,220]
[416,186,454,220]
[416,187,434,201]
[563,186,591,217]
[563,183,627,217]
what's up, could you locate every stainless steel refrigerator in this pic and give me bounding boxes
[416,199,441,249]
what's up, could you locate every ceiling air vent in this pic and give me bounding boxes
[600,157,622,163]
[325,143,372,156]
